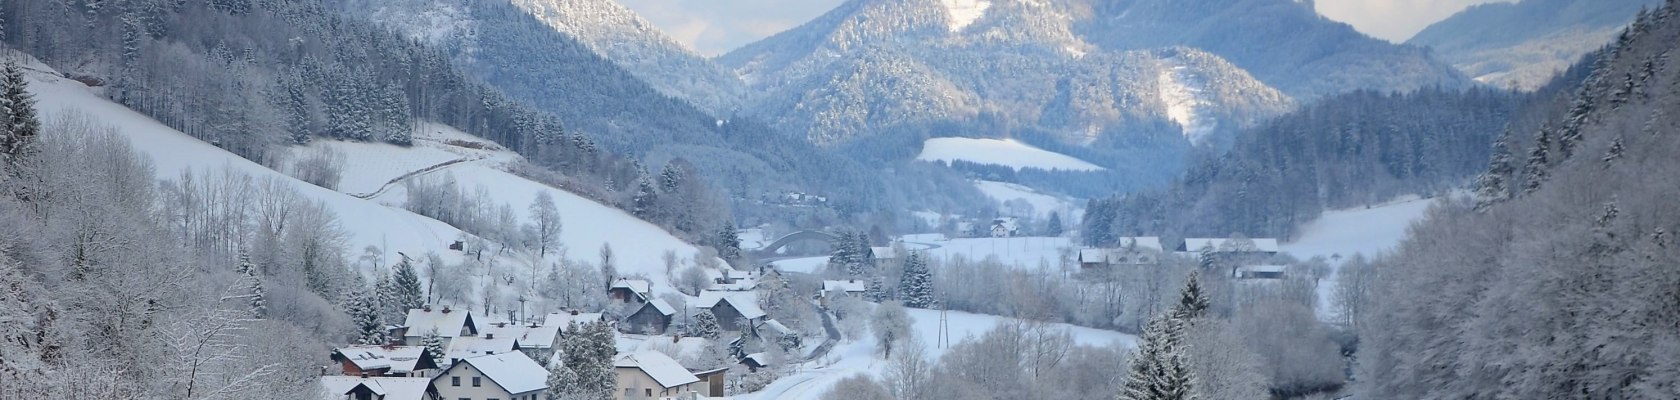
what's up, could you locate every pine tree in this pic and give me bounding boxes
[347,290,388,345]
[865,276,887,302]
[237,251,266,319]
[1196,244,1218,272]
[420,330,445,361]
[544,363,581,400]
[1119,313,1197,400]
[551,322,617,399]
[691,310,721,339]
[716,222,742,263]
[390,256,423,317]
[1172,272,1208,320]
[658,163,683,193]
[898,252,934,308]
[1522,127,1553,194]
[631,173,657,219]
[0,62,41,166]
[1047,212,1064,236]
[1475,130,1516,209]
[1603,136,1625,164]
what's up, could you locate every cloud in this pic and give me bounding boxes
[1315,0,1516,42]
[616,0,846,56]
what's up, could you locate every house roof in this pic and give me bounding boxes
[614,350,700,388]
[611,279,651,294]
[1235,265,1288,276]
[333,345,431,374]
[482,323,561,350]
[444,334,520,361]
[696,291,766,320]
[451,352,548,395]
[743,353,771,367]
[645,298,677,316]
[870,246,898,259]
[402,307,474,338]
[1183,238,1280,253]
[761,319,793,336]
[822,280,867,293]
[544,311,605,328]
[319,376,432,400]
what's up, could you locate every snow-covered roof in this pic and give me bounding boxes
[544,311,605,328]
[870,246,898,259]
[454,352,548,395]
[743,352,771,367]
[482,323,561,350]
[1115,237,1163,251]
[1235,265,1288,277]
[319,376,431,400]
[1183,238,1280,253]
[646,298,677,316]
[611,279,651,294]
[333,345,431,374]
[614,350,700,388]
[402,307,474,338]
[761,319,793,336]
[445,334,520,361]
[696,291,766,320]
[822,280,867,294]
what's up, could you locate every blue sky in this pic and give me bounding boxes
[616,0,1513,56]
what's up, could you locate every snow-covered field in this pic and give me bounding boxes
[940,0,991,32]
[23,61,712,297]
[745,306,1133,400]
[973,180,1079,220]
[916,137,1103,172]
[1158,58,1216,144]
[1281,195,1437,262]
[913,234,1072,272]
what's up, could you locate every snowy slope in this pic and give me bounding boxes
[940,0,991,32]
[916,137,1103,171]
[1281,195,1438,262]
[972,180,1079,220]
[21,62,463,269]
[23,61,712,296]
[1157,58,1216,144]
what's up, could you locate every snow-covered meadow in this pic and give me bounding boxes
[915,137,1104,172]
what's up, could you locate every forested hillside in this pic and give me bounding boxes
[1409,0,1660,90]
[1357,2,1680,397]
[1082,85,1531,243]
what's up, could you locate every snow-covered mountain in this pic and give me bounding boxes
[1408,0,1661,90]
[719,0,1295,146]
[508,0,747,115]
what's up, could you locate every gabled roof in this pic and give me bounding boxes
[319,376,432,400]
[614,350,699,388]
[544,311,605,328]
[611,279,651,294]
[448,352,548,395]
[760,319,794,336]
[482,323,561,350]
[646,298,677,316]
[402,307,475,338]
[444,334,520,361]
[822,280,867,293]
[1183,238,1280,253]
[696,291,766,320]
[332,345,434,374]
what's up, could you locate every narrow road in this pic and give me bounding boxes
[349,155,478,199]
[803,306,842,362]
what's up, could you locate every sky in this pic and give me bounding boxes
[616,0,1514,56]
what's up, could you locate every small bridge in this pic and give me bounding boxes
[755,230,839,257]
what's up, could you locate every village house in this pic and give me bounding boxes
[610,278,652,304]
[696,290,767,333]
[613,350,704,400]
[399,305,478,350]
[544,309,606,329]
[331,345,440,378]
[622,298,676,335]
[1078,237,1165,270]
[1178,237,1280,256]
[819,279,868,307]
[740,353,771,373]
[319,376,437,400]
[692,367,728,398]
[481,322,561,361]
[990,217,1018,238]
[443,330,521,364]
[706,268,758,291]
[432,352,548,400]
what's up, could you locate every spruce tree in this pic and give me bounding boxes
[1119,313,1197,400]
[544,363,581,400]
[691,309,721,339]
[898,252,934,308]
[1603,136,1625,164]
[1522,128,1553,194]
[716,222,742,263]
[348,290,388,345]
[865,276,887,302]
[390,256,423,318]
[1475,130,1516,209]
[1173,272,1209,320]
[0,62,41,165]
[421,330,445,361]
[1047,212,1064,236]
[237,251,266,319]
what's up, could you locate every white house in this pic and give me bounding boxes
[544,310,606,329]
[443,331,521,364]
[318,376,436,400]
[695,290,767,332]
[613,350,702,400]
[990,217,1018,238]
[400,305,478,350]
[819,279,868,307]
[432,352,548,400]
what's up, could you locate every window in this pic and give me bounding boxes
[624,388,633,397]
[472,377,481,387]
[645,388,653,397]
[451,377,460,387]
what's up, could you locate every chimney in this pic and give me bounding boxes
[422,304,432,312]
[486,333,495,340]
[570,310,579,316]
[673,335,681,343]
[441,305,452,314]
[360,372,369,378]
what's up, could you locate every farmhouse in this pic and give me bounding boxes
[695,290,766,333]
[623,298,676,335]
[330,345,439,378]
[399,305,478,350]
[612,350,703,400]
[432,352,548,400]
[1178,237,1280,255]
[1078,237,1164,270]
[544,309,606,329]
[819,279,868,307]
[610,278,652,304]
[443,331,521,364]
[318,376,436,400]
